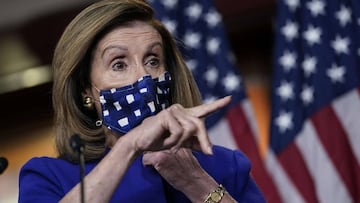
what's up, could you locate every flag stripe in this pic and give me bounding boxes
[241,100,260,143]
[265,151,305,203]
[296,121,353,203]
[311,105,360,202]
[332,87,360,164]
[278,142,319,203]
[208,118,238,150]
[226,105,283,203]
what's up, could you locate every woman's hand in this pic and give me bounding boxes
[129,96,231,155]
[143,148,219,202]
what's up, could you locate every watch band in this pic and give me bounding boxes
[203,184,227,203]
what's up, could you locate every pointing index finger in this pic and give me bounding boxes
[188,96,232,118]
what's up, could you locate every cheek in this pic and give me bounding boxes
[89,53,108,88]
[149,66,167,78]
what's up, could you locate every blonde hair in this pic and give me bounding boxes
[52,0,202,161]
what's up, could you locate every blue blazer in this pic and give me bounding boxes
[19,145,265,202]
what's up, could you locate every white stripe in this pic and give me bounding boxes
[332,88,360,164]
[208,118,237,150]
[265,151,305,203]
[296,120,352,203]
[241,100,260,142]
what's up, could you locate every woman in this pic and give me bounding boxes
[19,0,265,202]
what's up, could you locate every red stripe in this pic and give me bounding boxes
[226,105,283,203]
[311,105,360,202]
[278,142,319,203]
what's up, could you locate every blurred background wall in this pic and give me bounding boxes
[0,0,275,202]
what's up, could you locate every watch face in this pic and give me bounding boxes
[210,192,222,202]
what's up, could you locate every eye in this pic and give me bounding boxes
[145,57,160,68]
[112,60,127,71]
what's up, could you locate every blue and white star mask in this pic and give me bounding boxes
[98,71,171,135]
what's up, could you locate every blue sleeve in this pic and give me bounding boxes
[195,146,266,203]
[230,150,266,203]
[18,158,63,203]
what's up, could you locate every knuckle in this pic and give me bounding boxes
[183,121,196,134]
[172,126,183,136]
[193,118,205,128]
[170,103,183,110]
[159,108,172,120]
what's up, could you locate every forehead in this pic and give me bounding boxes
[97,21,162,47]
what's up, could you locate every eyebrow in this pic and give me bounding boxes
[147,41,163,51]
[101,41,163,58]
[101,45,127,59]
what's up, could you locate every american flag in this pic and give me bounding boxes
[268,0,360,202]
[148,0,280,201]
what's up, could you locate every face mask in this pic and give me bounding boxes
[98,71,171,135]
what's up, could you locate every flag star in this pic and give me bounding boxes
[275,111,293,133]
[185,59,198,72]
[207,37,220,54]
[331,35,350,54]
[281,21,299,41]
[302,56,317,77]
[306,0,326,17]
[335,5,352,27]
[161,18,177,34]
[222,73,240,92]
[301,85,314,105]
[162,0,178,9]
[185,3,203,21]
[204,66,218,86]
[205,10,221,27]
[303,25,322,46]
[277,81,294,101]
[279,51,297,71]
[327,64,346,83]
[184,31,201,49]
[285,0,300,11]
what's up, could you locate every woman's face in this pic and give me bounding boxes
[87,21,165,99]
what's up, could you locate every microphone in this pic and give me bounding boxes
[0,157,8,174]
[70,134,85,203]
[70,134,85,153]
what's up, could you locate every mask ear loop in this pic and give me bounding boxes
[95,120,103,127]
[89,84,103,127]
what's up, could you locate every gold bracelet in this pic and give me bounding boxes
[203,184,227,203]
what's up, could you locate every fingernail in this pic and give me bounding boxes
[207,145,213,155]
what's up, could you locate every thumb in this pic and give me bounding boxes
[142,151,167,166]
[142,151,172,166]
[142,152,155,166]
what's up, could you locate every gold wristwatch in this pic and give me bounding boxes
[203,184,227,203]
